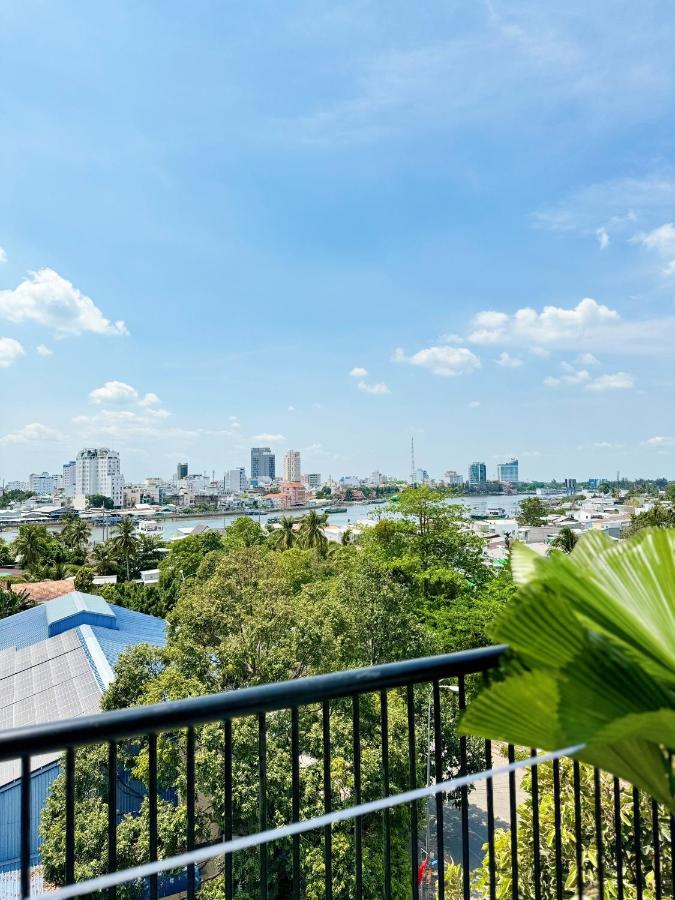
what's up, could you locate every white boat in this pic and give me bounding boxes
[486,506,506,517]
[135,519,163,534]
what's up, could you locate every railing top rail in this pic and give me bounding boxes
[0,645,507,761]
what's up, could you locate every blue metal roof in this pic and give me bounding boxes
[44,591,116,636]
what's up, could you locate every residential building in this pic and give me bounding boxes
[339,475,360,487]
[496,458,519,484]
[283,450,301,483]
[5,481,28,492]
[565,478,578,496]
[28,472,59,495]
[74,448,124,509]
[368,471,385,486]
[274,481,307,508]
[62,461,76,498]
[176,462,188,480]
[443,470,463,486]
[414,468,429,484]
[303,473,321,490]
[469,462,487,485]
[224,467,248,494]
[251,447,275,481]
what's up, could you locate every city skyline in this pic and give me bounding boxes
[3,3,675,480]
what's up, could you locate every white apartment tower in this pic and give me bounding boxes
[74,448,124,509]
[283,450,301,483]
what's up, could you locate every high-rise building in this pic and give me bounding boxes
[28,472,59,495]
[303,473,321,489]
[176,462,188,480]
[251,447,276,481]
[565,478,578,496]
[224,468,248,494]
[63,461,76,498]
[443,470,463,486]
[496,458,519,484]
[74,448,124,509]
[414,468,429,484]
[283,450,301,483]
[469,461,487,485]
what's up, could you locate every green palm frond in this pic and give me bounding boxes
[460,528,675,808]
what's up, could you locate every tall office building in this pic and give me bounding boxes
[443,470,463,486]
[63,461,76,498]
[176,462,188,480]
[468,461,487,485]
[74,448,124,509]
[303,473,321,489]
[224,468,248,494]
[283,450,301,483]
[28,472,59,495]
[496,458,519,484]
[565,478,578,496]
[251,447,276,481]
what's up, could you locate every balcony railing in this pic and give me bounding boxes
[0,645,672,899]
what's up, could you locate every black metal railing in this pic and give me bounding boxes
[0,645,672,899]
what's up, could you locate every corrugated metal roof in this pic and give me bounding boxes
[44,590,116,631]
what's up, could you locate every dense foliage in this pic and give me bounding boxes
[40,489,514,897]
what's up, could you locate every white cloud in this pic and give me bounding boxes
[36,344,53,357]
[439,333,464,344]
[252,432,286,442]
[89,381,139,404]
[0,268,127,336]
[139,392,162,407]
[0,337,25,368]
[0,247,7,264]
[544,367,592,387]
[585,371,634,391]
[645,436,675,448]
[469,298,619,347]
[468,400,481,408]
[0,422,64,445]
[288,405,296,412]
[394,345,481,377]
[530,346,550,358]
[576,352,599,366]
[349,367,368,377]
[357,380,390,395]
[596,227,609,249]
[634,222,675,274]
[495,351,523,368]
[74,409,191,441]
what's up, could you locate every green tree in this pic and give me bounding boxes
[297,510,329,555]
[0,580,34,619]
[624,502,675,535]
[73,566,95,592]
[61,516,92,554]
[664,483,675,502]
[515,497,548,526]
[222,516,266,551]
[87,494,115,509]
[0,538,13,566]
[268,516,297,551]
[548,526,579,554]
[0,489,32,509]
[114,517,138,582]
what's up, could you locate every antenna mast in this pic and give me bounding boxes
[410,435,416,486]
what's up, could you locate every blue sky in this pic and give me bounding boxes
[2,0,675,483]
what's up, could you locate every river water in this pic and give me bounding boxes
[1,495,531,544]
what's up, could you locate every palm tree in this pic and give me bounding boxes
[297,510,328,555]
[548,526,579,555]
[114,517,138,581]
[12,525,46,571]
[269,516,297,551]
[91,542,120,576]
[61,517,92,553]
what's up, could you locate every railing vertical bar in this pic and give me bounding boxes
[553,758,563,900]
[352,695,363,900]
[485,740,496,900]
[107,741,117,900]
[380,690,392,900]
[407,684,420,900]
[322,701,332,900]
[148,733,158,900]
[651,799,661,900]
[224,719,233,900]
[291,706,301,900]
[573,760,583,899]
[459,676,470,900]
[669,811,674,900]
[20,755,30,900]
[613,778,624,900]
[507,744,519,900]
[433,681,445,900]
[593,768,604,900]
[65,747,75,887]
[531,749,541,900]
[186,726,196,900]
[633,787,643,900]
[259,713,268,900]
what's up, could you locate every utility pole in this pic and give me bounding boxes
[410,435,416,487]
